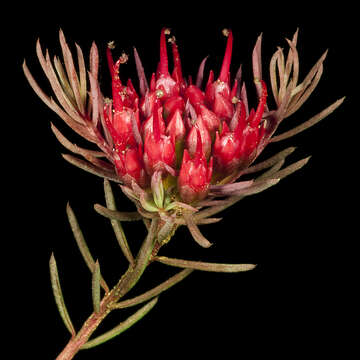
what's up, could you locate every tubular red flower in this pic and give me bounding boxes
[143,101,176,175]
[178,129,213,203]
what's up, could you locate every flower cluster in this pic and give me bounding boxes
[103,28,270,207]
[23,27,344,246]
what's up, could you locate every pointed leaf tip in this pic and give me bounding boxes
[49,253,76,336]
[155,256,257,273]
[81,297,159,349]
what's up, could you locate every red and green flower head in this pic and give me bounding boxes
[24,26,343,216]
[103,27,270,205]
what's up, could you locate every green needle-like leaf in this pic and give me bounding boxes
[242,147,296,175]
[62,154,120,183]
[155,256,256,272]
[81,297,159,350]
[103,180,135,266]
[92,260,101,313]
[271,156,311,180]
[66,203,109,293]
[93,203,142,221]
[112,269,193,309]
[49,253,76,336]
[270,97,345,142]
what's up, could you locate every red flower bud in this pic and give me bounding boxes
[163,95,185,121]
[185,84,206,107]
[178,129,213,203]
[104,102,140,148]
[213,81,268,175]
[112,107,140,148]
[186,115,212,160]
[166,108,186,142]
[114,144,148,188]
[196,104,220,133]
[204,30,234,120]
[143,101,176,175]
[155,28,179,99]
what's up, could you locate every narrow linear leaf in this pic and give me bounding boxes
[155,256,256,273]
[270,156,311,180]
[194,157,308,221]
[92,260,101,313]
[66,203,109,293]
[24,59,92,142]
[194,195,244,221]
[48,99,95,142]
[286,62,323,117]
[36,40,77,122]
[269,49,281,106]
[94,203,142,221]
[183,212,212,248]
[288,49,328,111]
[88,71,100,126]
[133,47,149,96]
[210,178,280,197]
[51,123,106,158]
[112,269,193,309]
[75,43,87,104]
[81,298,158,350]
[270,97,345,142]
[242,147,296,175]
[252,33,264,100]
[89,41,99,81]
[44,46,86,125]
[59,30,84,114]
[210,180,254,194]
[195,217,223,225]
[23,60,53,108]
[53,56,76,107]
[276,47,286,101]
[62,154,120,183]
[174,216,223,225]
[256,159,285,181]
[49,253,76,336]
[103,179,135,266]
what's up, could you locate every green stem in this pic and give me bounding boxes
[55,217,176,360]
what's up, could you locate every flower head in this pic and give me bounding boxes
[24,27,344,246]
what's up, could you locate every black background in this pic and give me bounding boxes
[9,2,355,359]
